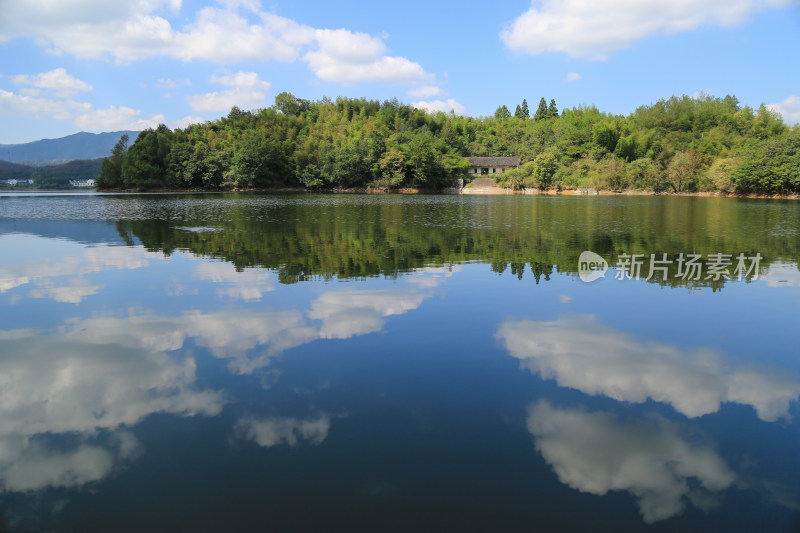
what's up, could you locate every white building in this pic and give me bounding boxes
[69,179,97,187]
[467,156,520,177]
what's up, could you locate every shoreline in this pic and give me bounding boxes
[82,186,800,200]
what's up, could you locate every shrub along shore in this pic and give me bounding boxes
[98,93,800,195]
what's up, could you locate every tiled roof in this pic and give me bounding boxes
[467,156,520,167]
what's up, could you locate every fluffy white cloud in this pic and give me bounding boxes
[74,105,165,131]
[11,68,92,97]
[0,2,433,86]
[407,85,446,99]
[412,99,466,115]
[768,95,800,125]
[304,29,432,85]
[173,8,315,63]
[566,72,581,82]
[236,415,330,447]
[502,0,797,60]
[0,89,90,119]
[0,87,162,133]
[498,315,800,421]
[186,71,271,113]
[527,401,736,523]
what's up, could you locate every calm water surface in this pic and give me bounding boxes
[0,193,799,531]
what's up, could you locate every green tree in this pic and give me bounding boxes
[121,129,167,189]
[547,99,558,118]
[532,152,559,189]
[232,134,284,188]
[494,105,512,119]
[665,151,700,192]
[379,148,407,187]
[534,97,548,121]
[592,122,619,153]
[274,92,310,116]
[520,99,530,120]
[98,134,128,188]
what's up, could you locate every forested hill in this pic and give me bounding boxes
[0,158,103,189]
[98,94,800,195]
[0,131,138,164]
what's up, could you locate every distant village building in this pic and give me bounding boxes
[2,179,33,186]
[467,156,520,177]
[69,179,96,187]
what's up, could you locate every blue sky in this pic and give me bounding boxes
[1,0,799,144]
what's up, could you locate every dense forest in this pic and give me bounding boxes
[0,158,103,189]
[98,93,800,195]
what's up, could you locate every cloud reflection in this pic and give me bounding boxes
[193,262,275,301]
[0,329,223,491]
[497,315,800,421]
[527,401,735,523]
[0,234,167,304]
[235,416,331,447]
[309,289,427,339]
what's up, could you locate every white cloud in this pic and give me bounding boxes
[527,401,736,523]
[497,315,800,421]
[768,95,800,125]
[236,415,330,447]
[170,115,207,129]
[173,9,315,63]
[566,72,581,82]
[502,0,797,60]
[0,87,160,133]
[412,99,466,115]
[304,29,433,85]
[407,85,446,99]
[74,105,165,131]
[10,68,92,97]
[186,71,271,113]
[156,77,191,89]
[0,88,89,119]
[0,2,433,86]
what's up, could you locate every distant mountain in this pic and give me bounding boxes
[1,158,103,189]
[0,131,137,164]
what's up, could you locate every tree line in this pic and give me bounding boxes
[98,92,800,195]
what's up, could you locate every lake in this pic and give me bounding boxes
[0,192,798,531]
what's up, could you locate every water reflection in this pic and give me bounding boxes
[527,400,735,523]
[0,328,223,491]
[498,315,800,420]
[192,262,275,301]
[0,233,166,304]
[112,195,800,289]
[235,416,331,447]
